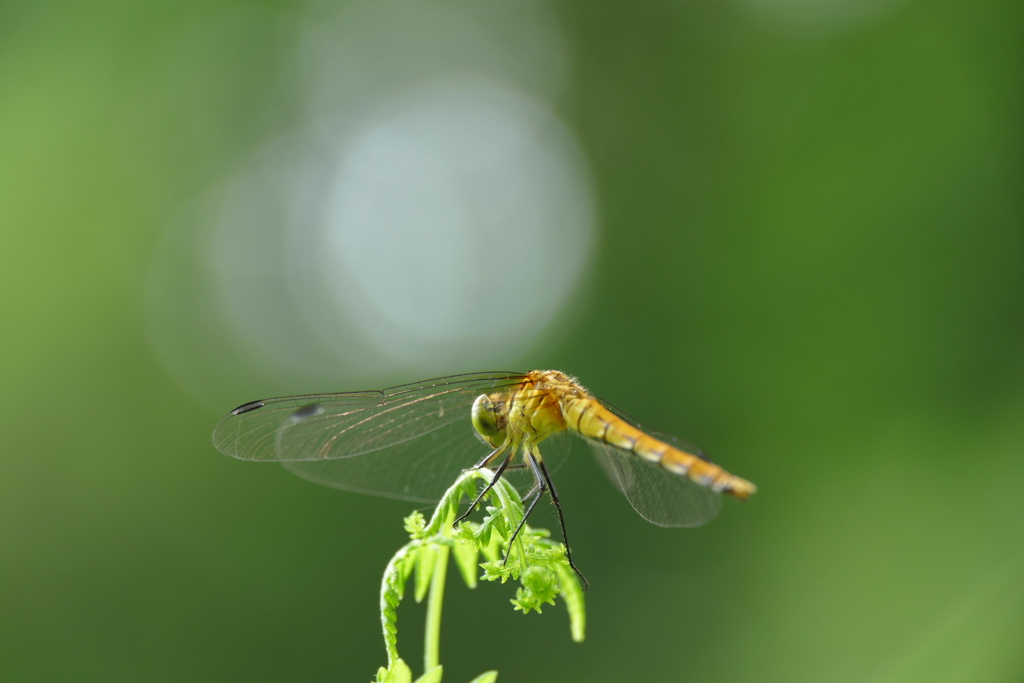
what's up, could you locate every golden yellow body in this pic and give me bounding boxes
[474,370,756,500]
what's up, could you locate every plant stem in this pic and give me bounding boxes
[423,542,449,672]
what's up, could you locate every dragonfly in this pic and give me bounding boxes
[213,370,757,584]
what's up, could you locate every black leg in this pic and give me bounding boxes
[537,458,589,590]
[466,443,507,470]
[454,446,515,527]
[501,448,548,562]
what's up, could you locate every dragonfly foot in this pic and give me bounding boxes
[452,506,474,528]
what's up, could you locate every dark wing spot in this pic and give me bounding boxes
[231,400,265,415]
[290,403,324,422]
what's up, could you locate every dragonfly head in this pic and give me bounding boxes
[471,393,507,448]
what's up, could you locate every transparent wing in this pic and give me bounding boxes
[281,418,490,503]
[289,425,578,504]
[588,403,722,527]
[212,371,527,502]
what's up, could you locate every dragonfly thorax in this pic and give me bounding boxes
[471,377,572,452]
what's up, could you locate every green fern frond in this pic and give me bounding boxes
[375,467,586,681]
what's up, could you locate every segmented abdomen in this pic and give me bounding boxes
[562,397,756,500]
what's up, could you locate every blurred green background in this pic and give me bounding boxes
[2,0,1023,681]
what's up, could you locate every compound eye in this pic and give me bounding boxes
[471,394,502,446]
